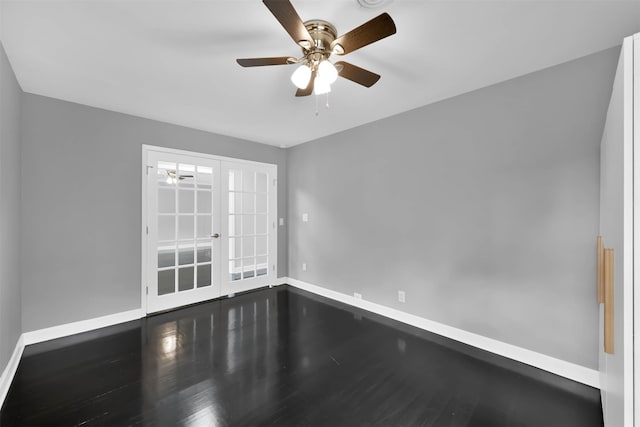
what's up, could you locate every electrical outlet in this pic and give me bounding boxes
[398,291,406,303]
[279,218,284,226]
[302,213,309,222]
[354,292,362,300]
[302,263,307,271]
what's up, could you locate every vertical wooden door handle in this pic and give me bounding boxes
[604,248,614,354]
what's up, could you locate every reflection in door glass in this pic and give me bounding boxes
[158,189,175,213]
[197,243,212,263]
[178,267,194,291]
[197,265,211,287]
[158,269,175,295]
[158,216,175,241]
[178,246,194,265]
[179,190,195,213]
[198,166,213,188]
[178,216,194,240]
[158,247,175,268]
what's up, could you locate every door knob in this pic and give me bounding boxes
[211,233,220,238]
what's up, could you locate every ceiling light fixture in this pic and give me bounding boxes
[291,64,312,89]
[237,0,397,114]
[313,75,331,95]
[288,56,338,113]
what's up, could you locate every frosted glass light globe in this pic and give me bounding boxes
[291,65,312,89]
[318,60,338,84]
[314,76,331,95]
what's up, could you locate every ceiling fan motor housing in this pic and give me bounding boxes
[302,20,339,64]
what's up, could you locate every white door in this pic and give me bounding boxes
[599,34,635,427]
[144,147,278,314]
[221,162,278,296]
[146,151,222,313]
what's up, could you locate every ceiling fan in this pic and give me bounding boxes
[236,0,396,97]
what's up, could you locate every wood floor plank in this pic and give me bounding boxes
[0,286,602,426]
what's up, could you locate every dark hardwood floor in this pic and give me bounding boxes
[1,286,602,426]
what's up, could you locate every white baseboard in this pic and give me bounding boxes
[0,334,25,408]
[22,308,144,346]
[284,277,600,389]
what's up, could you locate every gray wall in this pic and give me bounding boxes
[0,41,22,372]
[20,95,287,332]
[287,47,619,369]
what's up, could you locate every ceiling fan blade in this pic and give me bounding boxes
[295,70,316,96]
[236,57,293,67]
[335,61,381,87]
[331,13,396,55]
[263,0,314,49]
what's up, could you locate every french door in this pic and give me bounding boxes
[144,147,277,314]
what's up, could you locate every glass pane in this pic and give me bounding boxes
[197,166,213,188]
[256,215,268,235]
[256,255,268,269]
[197,243,211,263]
[178,246,194,265]
[243,171,255,192]
[229,170,242,192]
[158,161,176,173]
[229,259,241,282]
[228,237,241,259]
[197,191,211,214]
[179,163,195,174]
[197,264,211,288]
[257,255,268,277]
[179,190,194,214]
[178,267,194,291]
[196,215,212,238]
[243,236,255,257]
[178,216,194,240]
[256,256,268,277]
[256,236,268,256]
[243,215,255,235]
[243,193,255,214]
[158,269,175,295]
[256,173,268,193]
[256,194,267,214]
[157,162,176,187]
[178,164,195,188]
[229,192,241,215]
[158,189,175,213]
[228,214,241,237]
[178,176,194,189]
[158,247,175,268]
[243,257,255,279]
[159,216,175,241]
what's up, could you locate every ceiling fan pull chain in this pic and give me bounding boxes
[326,93,330,109]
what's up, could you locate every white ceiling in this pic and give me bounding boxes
[1,0,639,147]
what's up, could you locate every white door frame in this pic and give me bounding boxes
[633,31,639,427]
[141,144,278,315]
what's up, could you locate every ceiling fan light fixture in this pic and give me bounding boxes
[314,76,332,95]
[318,60,338,84]
[291,64,312,89]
